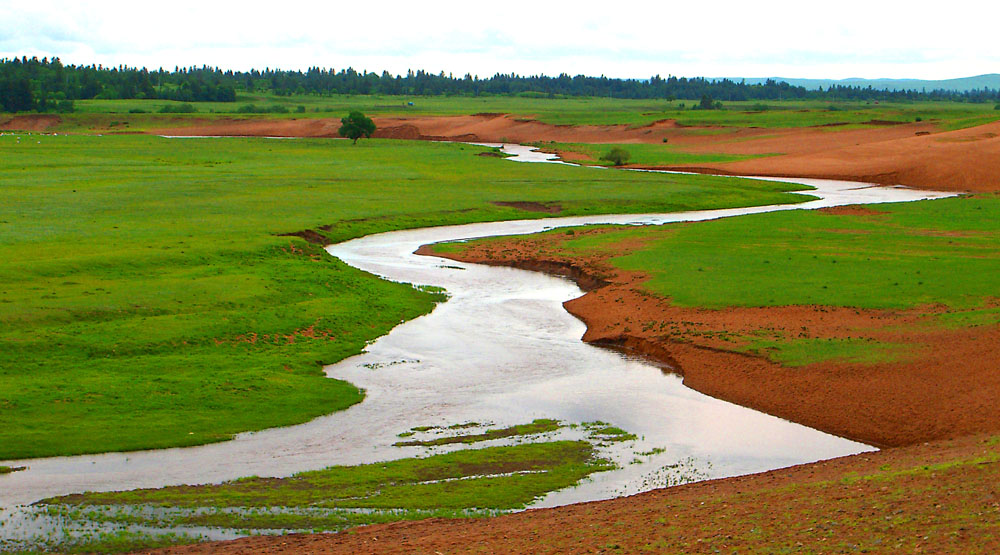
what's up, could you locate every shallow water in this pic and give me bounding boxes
[0,145,955,542]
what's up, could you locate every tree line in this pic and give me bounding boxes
[2,56,999,113]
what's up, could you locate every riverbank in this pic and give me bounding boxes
[421,195,1000,447]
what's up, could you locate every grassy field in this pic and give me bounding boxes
[533,196,1000,310]
[0,133,813,460]
[14,95,1000,132]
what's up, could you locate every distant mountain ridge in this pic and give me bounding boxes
[725,74,1000,93]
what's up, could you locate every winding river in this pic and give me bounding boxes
[0,144,955,544]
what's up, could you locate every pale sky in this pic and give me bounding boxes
[2,0,997,80]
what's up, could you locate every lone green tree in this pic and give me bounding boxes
[600,147,631,166]
[339,111,376,144]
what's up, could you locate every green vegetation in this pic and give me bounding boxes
[0,465,25,474]
[338,110,375,144]
[561,196,1000,310]
[26,439,614,553]
[744,337,914,367]
[538,141,765,166]
[7,56,996,115]
[7,95,998,133]
[0,133,810,460]
[582,421,638,443]
[394,418,562,446]
[599,147,632,166]
[52,441,607,510]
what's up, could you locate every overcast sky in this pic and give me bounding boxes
[2,0,997,80]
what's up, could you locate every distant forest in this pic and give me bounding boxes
[2,56,999,113]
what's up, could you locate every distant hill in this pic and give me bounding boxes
[727,74,1000,93]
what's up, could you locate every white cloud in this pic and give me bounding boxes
[1,0,997,79]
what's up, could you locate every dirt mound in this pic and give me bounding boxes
[149,118,343,138]
[668,120,1000,193]
[0,114,61,131]
[370,114,680,144]
[490,201,562,213]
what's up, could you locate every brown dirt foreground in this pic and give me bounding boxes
[141,433,1000,555]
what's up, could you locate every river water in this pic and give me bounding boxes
[0,144,955,544]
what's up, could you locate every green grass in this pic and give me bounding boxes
[394,418,562,446]
[531,142,767,166]
[744,337,914,367]
[0,133,812,460]
[18,96,1000,132]
[26,439,613,553]
[596,196,1000,310]
[49,440,609,510]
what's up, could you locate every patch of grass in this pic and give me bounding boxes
[1,465,26,474]
[394,418,562,446]
[538,141,766,166]
[743,337,914,367]
[47,440,611,511]
[6,530,204,555]
[608,196,1000,310]
[0,133,811,459]
[937,306,1000,328]
[583,421,638,442]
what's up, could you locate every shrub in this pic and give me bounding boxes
[159,103,196,114]
[995,104,1000,110]
[600,147,631,166]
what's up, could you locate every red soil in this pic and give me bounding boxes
[148,118,344,138]
[0,114,61,131]
[665,120,1000,193]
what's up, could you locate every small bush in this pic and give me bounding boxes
[128,108,147,114]
[159,103,196,114]
[995,104,1000,110]
[600,147,631,166]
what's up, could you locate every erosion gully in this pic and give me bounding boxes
[0,143,955,549]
